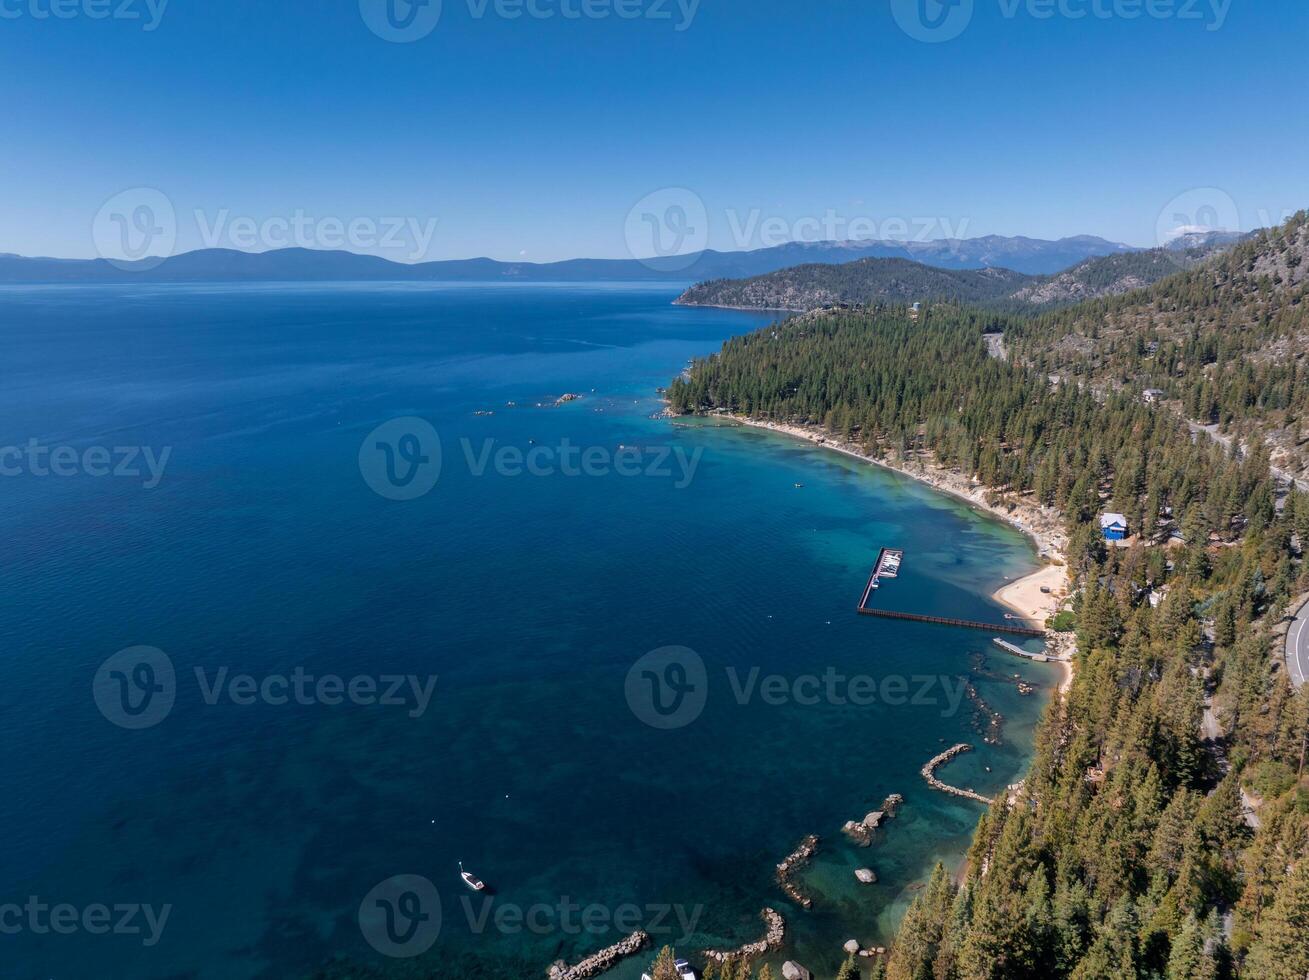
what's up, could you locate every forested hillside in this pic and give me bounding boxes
[667,303,1309,979]
[674,259,1032,311]
[675,242,1239,315]
[1009,243,1235,306]
[1010,212,1309,483]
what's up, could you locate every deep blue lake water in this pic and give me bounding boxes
[0,282,1058,979]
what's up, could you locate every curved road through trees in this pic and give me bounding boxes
[1288,598,1309,689]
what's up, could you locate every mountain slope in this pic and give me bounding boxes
[674,257,1034,310]
[0,233,1136,283]
[1009,240,1243,306]
[678,239,1246,313]
[666,279,1309,980]
[1011,211,1309,481]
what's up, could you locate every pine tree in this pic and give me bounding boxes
[1244,859,1309,979]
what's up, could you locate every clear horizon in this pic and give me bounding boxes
[3,0,1307,263]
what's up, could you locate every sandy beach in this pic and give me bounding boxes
[711,414,1077,691]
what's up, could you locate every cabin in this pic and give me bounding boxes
[1099,513,1128,541]
[1142,388,1166,404]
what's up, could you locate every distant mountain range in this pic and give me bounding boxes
[0,233,1142,284]
[676,235,1249,312]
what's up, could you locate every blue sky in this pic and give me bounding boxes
[1,0,1306,261]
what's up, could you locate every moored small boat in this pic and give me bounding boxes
[459,861,486,891]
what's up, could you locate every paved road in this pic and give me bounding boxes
[1288,598,1309,689]
[1186,420,1309,493]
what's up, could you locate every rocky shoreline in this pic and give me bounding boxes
[921,744,994,805]
[703,908,786,964]
[545,932,650,980]
[710,414,1067,559]
[775,835,820,908]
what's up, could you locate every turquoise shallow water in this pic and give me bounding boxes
[0,283,1057,979]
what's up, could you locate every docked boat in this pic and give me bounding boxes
[459,862,486,892]
[642,959,696,980]
[878,548,904,578]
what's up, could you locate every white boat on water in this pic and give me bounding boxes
[878,549,904,578]
[459,861,486,891]
[642,959,696,980]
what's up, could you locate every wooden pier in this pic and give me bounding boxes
[992,636,1071,662]
[856,606,1045,638]
[857,546,1044,638]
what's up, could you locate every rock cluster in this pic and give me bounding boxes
[844,938,889,958]
[841,793,904,845]
[775,835,819,908]
[921,744,994,805]
[703,908,785,963]
[545,931,649,980]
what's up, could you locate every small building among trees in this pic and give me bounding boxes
[1099,512,1128,541]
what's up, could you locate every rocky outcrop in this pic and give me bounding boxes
[921,744,994,805]
[841,794,903,845]
[545,931,649,980]
[704,909,785,963]
[776,835,819,908]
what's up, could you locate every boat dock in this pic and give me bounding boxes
[992,637,1069,661]
[857,607,1046,638]
[857,547,1046,638]
[858,547,904,608]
